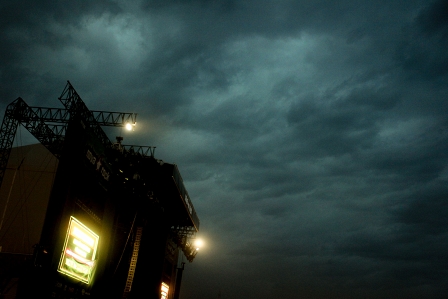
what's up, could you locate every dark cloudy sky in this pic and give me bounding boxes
[2,0,448,298]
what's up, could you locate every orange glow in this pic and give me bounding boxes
[161,282,169,299]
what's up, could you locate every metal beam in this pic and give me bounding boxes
[121,145,156,157]
[58,81,114,148]
[0,99,20,189]
[0,98,65,189]
[28,107,137,127]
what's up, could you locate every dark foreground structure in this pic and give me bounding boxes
[0,82,200,299]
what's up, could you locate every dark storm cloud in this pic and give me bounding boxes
[0,0,123,104]
[171,1,448,288]
[1,0,448,298]
[417,0,448,34]
[287,87,398,157]
[393,0,448,81]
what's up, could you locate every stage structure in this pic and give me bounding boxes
[0,82,200,299]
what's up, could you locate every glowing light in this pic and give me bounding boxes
[65,258,90,275]
[72,227,94,247]
[58,217,99,284]
[125,123,133,131]
[194,239,203,248]
[65,249,95,266]
[74,246,88,258]
[161,282,169,299]
[73,238,91,253]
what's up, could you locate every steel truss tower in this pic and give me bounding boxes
[0,81,200,299]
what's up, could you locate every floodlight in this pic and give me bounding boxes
[194,239,203,250]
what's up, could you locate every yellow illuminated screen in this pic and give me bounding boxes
[58,216,99,284]
[161,282,169,299]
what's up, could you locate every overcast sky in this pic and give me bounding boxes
[1,0,448,298]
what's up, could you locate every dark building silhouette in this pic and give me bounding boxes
[0,82,200,299]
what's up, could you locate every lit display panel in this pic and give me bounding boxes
[161,282,169,299]
[58,216,99,284]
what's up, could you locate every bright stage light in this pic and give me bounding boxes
[125,123,133,131]
[194,239,203,250]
